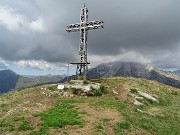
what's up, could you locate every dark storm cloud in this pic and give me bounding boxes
[0,0,180,69]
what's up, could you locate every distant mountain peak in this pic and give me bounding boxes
[0,69,18,75]
[0,70,64,94]
[173,70,180,75]
[88,62,180,87]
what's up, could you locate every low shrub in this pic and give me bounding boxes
[93,89,103,96]
[92,85,108,96]
[48,86,56,91]
[72,88,82,95]
[83,80,89,85]
[129,88,138,94]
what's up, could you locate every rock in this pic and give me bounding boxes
[134,100,143,106]
[137,109,144,113]
[91,84,100,89]
[128,93,136,97]
[42,92,46,95]
[80,93,87,97]
[63,92,68,97]
[36,103,42,106]
[82,86,91,92]
[23,107,28,111]
[138,91,159,103]
[57,85,65,90]
[24,101,30,104]
[63,92,74,97]
[69,94,74,97]
[112,90,118,95]
[135,96,144,101]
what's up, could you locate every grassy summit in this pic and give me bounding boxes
[0,77,180,135]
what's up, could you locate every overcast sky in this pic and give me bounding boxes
[0,0,180,75]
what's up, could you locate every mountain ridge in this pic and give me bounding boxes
[0,70,64,93]
[1,62,180,93]
[0,69,20,93]
[88,62,180,87]
[173,70,180,75]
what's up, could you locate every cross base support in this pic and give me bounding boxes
[70,62,90,80]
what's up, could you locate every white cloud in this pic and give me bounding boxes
[0,6,25,32]
[0,58,10,69]
[89,51,152,66]
[0,5,46,34]
[15,60,66,71]
[29,18,46,33]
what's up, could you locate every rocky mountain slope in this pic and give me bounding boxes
[0,70,20,93]
[0,77,179,135]
[173,70,180,75]
[0,70,63,93]
[88,62,180,87]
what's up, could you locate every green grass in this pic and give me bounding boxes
[0,103,9,112]
[94,123,106,135]
[122,102,180,135]
[0,116,32,132]
[99,78,180,135]
[117,121,130,129]
[97,99,127,111]
[102,117,111,123]
[95,124,104,130]
[18,121,32,131]
[29,127,48,135]
[114,121,130,135]
[32,100,83,134]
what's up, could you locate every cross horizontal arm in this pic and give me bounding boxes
[67,20,104,32]
[66,23,80,32]
[87,20,104,30]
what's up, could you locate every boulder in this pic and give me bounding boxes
[134,100,143,106]
[113,90,118,95]
[138,91,159,103]
[82,86,91,92]
[57,85,65,90]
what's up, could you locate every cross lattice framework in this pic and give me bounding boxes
[66,4,104,80]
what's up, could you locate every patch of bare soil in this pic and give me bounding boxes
[113,85,128,101]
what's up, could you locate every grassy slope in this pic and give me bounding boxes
[0,77,179,135]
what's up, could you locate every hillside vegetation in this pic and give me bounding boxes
[0,77,180,135]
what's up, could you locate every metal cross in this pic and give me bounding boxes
[66,3,104,80]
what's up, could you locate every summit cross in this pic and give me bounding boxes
[66,4,104,80]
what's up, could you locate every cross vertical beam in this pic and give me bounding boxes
[66,4,104,80]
